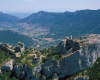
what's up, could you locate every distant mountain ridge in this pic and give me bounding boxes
[0,12,20,22]
[21,10,100,37]
[1,10,100,37]
[1,9,100,48]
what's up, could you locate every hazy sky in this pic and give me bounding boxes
[0,0,100,13]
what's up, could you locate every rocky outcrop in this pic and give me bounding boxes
[15,46,22,52]
[1,60,13,72]
[74,76,89,80]
[12,63,41,80]
[0,34,100,80]
[33,58,40,64]
[15,42,25,53]
[42,44,100,78]
[0,43,16,57]
[42,60,60,78]
[0,42,25,58]
[41,35,100,79]
[0,67,1,73]
[13,64,26,79]
[56,38,80,55]
[33,55,43,64]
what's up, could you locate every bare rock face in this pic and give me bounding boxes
[15,42,25,53]
[1,60,13,72]
[42,34,100,79]
[74,76,89,80]
[33,58,40,64]
[0,67,1,73]
[56,40,66,54]
[18,42,24,48]
[42,43,100,78]
[0,43,16,57]
[42,60,60,77]
[13,64,26,79]
[58,43,100,77]
[15,46,21,52]
[56,38,80,55]
[13,63,41,80]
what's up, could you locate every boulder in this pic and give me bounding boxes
[1,60,13,72]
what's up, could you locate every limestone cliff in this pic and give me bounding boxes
[41,34,100,79]
[0,34,100,80]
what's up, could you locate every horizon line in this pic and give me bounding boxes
[1,9,100,14]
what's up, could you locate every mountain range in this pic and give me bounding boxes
[0,12,19,22]
[21,10,100,37]
[0,9,100,48]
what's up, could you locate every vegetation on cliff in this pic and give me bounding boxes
[1,34,100,80]
[87,57,100,80]
[0,72,18,80]
[0,49,11,66]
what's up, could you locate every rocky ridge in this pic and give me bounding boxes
[0,34,100,80]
